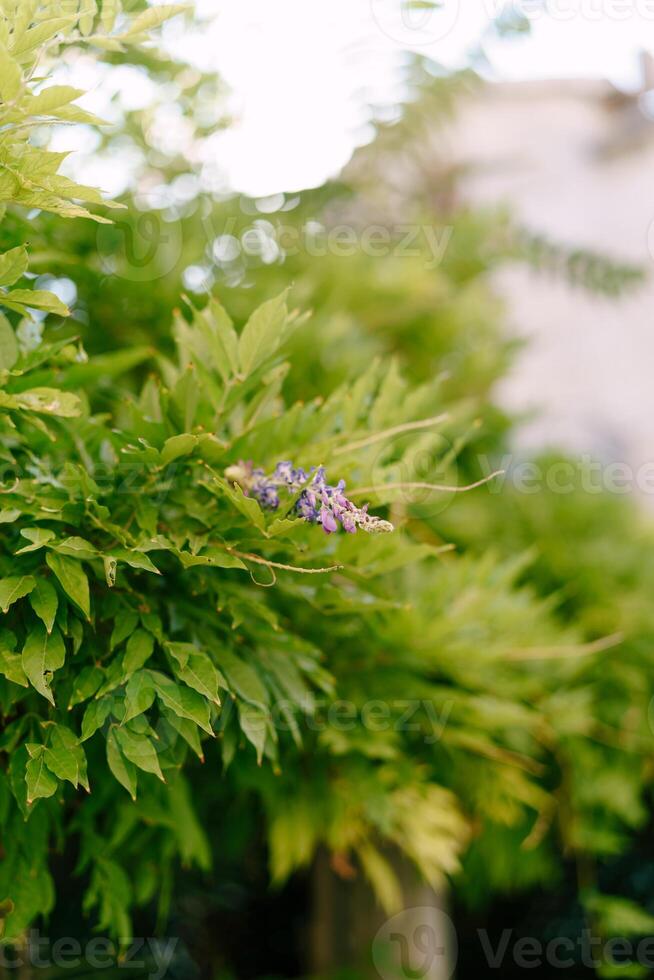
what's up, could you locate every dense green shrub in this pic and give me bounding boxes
[2,6,654,969]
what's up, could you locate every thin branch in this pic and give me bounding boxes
[333,413,449,456]
[505,632,623,662]
[226,547,343,575]
[522,802,556,851]
[350,470,505,497]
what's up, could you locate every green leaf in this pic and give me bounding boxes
[0,315,18,370]
[12,388,80,417]
[100,0,119,32]
[176,547,247,570]
[27,85,84,115]
[16,527,56,553]
[123,671,156,723]
[21,624,66,704]
[1,290,69,317]
[215,477,265,531]
[174,652,222,705]
[237,703,268,765]
[29,578,58,633]
[10,17,76,58]
[26,749,59,804]
[55,536,98,559]
[266,517,300,538]
[161,433,197,465]
[119,4,189,38]
[80,698,111,742]
[110,610,139,649]
[140,612,163,642]
[202,298,240,381]
[0,575,36,613]
[168,774,211,869]
[0,648,27,687]
[0,247,28,287]
[46,552,90,619]
[149,671,213,735]
[216,649,269,708]
[78,0,97,35]
[43,723,88,790]
[69,664,103,707]
[162,708,204,761]
[0,43,22,102]
[110,548,160,575]
[8,746,29,819]
[238,289,289,376]
[115,728,164,781]
[123,628,154,675]
[166,642,194,669]
[106,729,137,799]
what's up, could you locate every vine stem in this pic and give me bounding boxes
[333,413,449,456]
[349,470,505,497]
[505,631,623,661]
[225,547,343,575]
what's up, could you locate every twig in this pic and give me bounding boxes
[505,632,623,661]
[350,470,505,497]
[333,413,449,456]
[226,547,343,575]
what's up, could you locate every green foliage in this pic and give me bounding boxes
[0,5,652,964]
[3,242,567,935]
[0,0,188,318]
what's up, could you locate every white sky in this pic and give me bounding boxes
[54,2,654,198]
[158,0,654,196]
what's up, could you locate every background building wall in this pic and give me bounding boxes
[446,73,654,489]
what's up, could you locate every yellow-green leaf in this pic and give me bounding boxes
[29,578,58,633]
[0,575,36,613]
[0,313,17,370]
[21,624,66,704]
[46,552,90,619]
[0,43,22,102]
[0,247,27,287]
[119,4,189,38]
[123,628,154,675]
[13,388,81,417]
[115,728,164,781]
[106,728,137,799]
[238,289,289,376]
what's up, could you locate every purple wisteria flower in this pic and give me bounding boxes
[224,460,394,535]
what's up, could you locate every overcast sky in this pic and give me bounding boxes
[156,0,654,196]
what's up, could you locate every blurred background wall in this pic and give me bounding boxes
[445,55,654,474]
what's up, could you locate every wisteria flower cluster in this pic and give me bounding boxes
[224,461,394,535]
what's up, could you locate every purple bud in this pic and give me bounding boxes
[320,505,338,534]
[225,459,393,534]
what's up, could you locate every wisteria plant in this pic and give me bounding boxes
[3,2,651,968]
